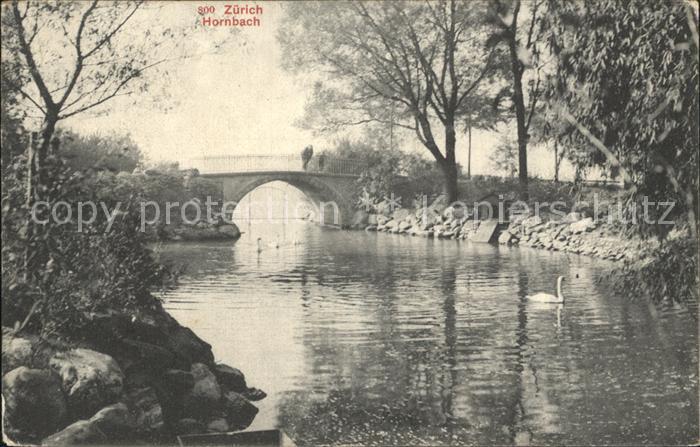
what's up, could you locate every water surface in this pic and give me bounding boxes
[155,222,698,446]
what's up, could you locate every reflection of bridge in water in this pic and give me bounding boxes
[189,155,365,227]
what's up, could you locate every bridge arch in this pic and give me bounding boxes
[206,172,358,227]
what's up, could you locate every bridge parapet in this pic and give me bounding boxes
[189,155,365,176]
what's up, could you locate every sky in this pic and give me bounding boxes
[64,1,578,180]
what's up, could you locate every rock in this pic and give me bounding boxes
[376,215,390,225]
[41,420,107,446]
[218,223,241,239]
[162,369,195,393]
[183,363,222,417]
[2,333,33,375]
[207,418,230,433]
[385,219,399,230]
[398,221,412,232]
[49,348,124,418]
[222,391,258,430]
[367,214,378,225]
[570,217,596,234]
[563,212,583,222]
[429,195,448,214]
[2,367,67,441]
[498,231,513,245]
[120,338,176,373]
[392,208,411,221]
[174,418,205,435]
[521,216,542,228]
[364,225,377,232]
[89,403,135,439]
[166,324,215,367]
[213,364,246,392]
[127,386,164,434]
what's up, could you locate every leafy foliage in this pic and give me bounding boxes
[607,228,698,307]
[57,130,143,174]
[489,133,518,178]
[1,153,173,336]
[279,0,505,200]
[543,0,699,236]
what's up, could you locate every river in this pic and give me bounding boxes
[154,221,698,446]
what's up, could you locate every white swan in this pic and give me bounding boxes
[527,276,565,303]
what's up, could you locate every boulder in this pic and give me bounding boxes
[563,212,583,222]
[183,363,222,417]
[162,369,195,393]
[207,418,230,433]
[429,195,448,214]
[120,338,176,373]
[127,386,164,434]
[521,216,543,228]
[364,225,377,232]
[498,231,513,245]
[41,420,107,446]
[89,403,135,439]
[570,217,596,233]
[49,348,124,418]
[222,391,258,430]
[218,223,241,239]
[213,364,246,392]
[2,367,67,441]
[385,219,399,230]
[367,214,378,225]
[392,208,411,221]
[2,333,33,375]
[398,221,412,232]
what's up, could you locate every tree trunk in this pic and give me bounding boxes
[443,120,459,203]
[508,5,529,202]
[467,114,472,179]
[553,140,560,183]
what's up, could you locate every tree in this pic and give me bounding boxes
[543,0,699,237]
[279,1,504,202]
[490,133,518,178]
[58,130,143,173]
[487,0,545,200]
[2,1,231,197]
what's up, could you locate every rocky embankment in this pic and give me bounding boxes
[351,197,642,261]
[2,302,264,445]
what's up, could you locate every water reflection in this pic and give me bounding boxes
[156,222,698,445]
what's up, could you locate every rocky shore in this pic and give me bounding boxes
[352,196,646,261]
[2,302,263,445]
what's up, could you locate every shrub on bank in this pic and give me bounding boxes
[1,154,177,336]
[605,227,698,307]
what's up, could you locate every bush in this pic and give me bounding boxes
[605,228,698,307]
[1,153,174,337]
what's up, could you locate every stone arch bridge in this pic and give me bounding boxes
[190,155,363,227]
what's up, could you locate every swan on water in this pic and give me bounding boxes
[527,276,565,303]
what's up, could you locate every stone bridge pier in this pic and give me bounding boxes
[203,172,359,228]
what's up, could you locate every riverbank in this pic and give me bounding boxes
[352,196,651,262]
[2,301,264,445]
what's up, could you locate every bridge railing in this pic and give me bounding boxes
[189,154,366,176]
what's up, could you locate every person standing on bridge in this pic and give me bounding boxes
[302,145,313,171]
